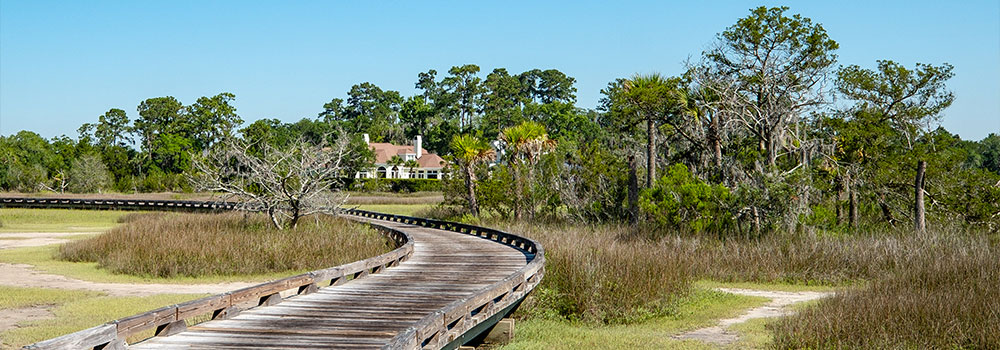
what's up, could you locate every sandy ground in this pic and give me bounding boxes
[0,232,99,249]
[673,288,834,345]
[0,231,257,334]
[0,263,254,297]
[0,306,54,330]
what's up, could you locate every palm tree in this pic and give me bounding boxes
[450,134,496,216]
[387,155,404,179]
[620,73,683,187]
[404,159,419,178]
[501,121,556,219]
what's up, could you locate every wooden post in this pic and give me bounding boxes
[483,318,515,344]
[914,160,926,234]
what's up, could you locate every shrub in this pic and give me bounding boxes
[60,212,391,277]
[639,163,733,235]
[67,153,112,193]
[346,178,442,193]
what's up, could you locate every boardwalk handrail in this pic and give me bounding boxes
[11,200,414,350]
[0,197,237,212]
[342,209,545,350]
[4,198,544,350]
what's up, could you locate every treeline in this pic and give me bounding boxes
[2,6,998,234]
[437,6,1000,235]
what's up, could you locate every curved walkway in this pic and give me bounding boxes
[130,215,532,349]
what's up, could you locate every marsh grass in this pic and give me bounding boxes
[769,232,1000,349]
[59,212,391,278]
[496,222,692,324]
[481,218,997,348]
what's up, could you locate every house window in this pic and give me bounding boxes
[418,170,425,179]
[427,170,438,179]
[405,154,416,161]
[391,166,400,179]
[377,167,387,178]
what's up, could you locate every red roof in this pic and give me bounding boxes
[369,143,445,168]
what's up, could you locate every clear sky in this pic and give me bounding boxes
[2,1,998,140]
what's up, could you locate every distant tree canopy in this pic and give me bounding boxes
[2,6,997,234]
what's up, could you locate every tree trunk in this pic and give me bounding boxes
[465,166,479,217]
[710,115,722,169]
[646,118,656,188]
[267,208,283,230]
[526,164,536,220]
[628,155,639,225]
[751,206,761,236]
[836,175,845,225]
[289,201,300,229]
[914,160,926,234]
[847,170,858,229]
[878,194,896,226]
[513,165,523,221]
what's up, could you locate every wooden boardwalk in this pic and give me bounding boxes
[131,215,533,349]
[1,198,545,350]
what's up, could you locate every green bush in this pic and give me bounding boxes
[346,178,442,193]
[639,163,733,235]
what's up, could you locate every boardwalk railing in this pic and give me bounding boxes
[343,209,545,350]
[0,197,236,212]
[3,198,544,350]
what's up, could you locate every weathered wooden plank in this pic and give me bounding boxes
[116,305,178,338]
[176,294,231,320]
[23,324,117,350]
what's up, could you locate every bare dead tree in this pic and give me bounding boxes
[191,132,362,229]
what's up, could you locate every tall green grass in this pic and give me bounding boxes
[59,212,391,278]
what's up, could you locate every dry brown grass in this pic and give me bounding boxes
[60,212,391,278]
[769,232,1000,349]
[493,222,692,324]
[482,218,998,348]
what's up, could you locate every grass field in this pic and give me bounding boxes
[499,288,768,350]
[61,212,392,278]
[0,286,206,348]
[0,208,128,233]
[353,204,436,216]
[0,245,297,284]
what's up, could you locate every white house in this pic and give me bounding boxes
[356,135,446,179]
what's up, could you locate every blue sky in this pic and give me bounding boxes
[1,1,998,140]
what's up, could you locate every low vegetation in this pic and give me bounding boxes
[0,208,127,232]
[770,233,1000,349]
[456,216,998,349]
[59,212,391,277]
[1,287,205,348]
[499,289,768,350]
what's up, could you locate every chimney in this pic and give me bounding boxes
[415,135,423,159]
[363,133,370,144]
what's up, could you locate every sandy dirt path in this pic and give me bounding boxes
[673,288,833,345]
[0,306,54,330]
[0,231,99,249]
[0,263,255,297]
